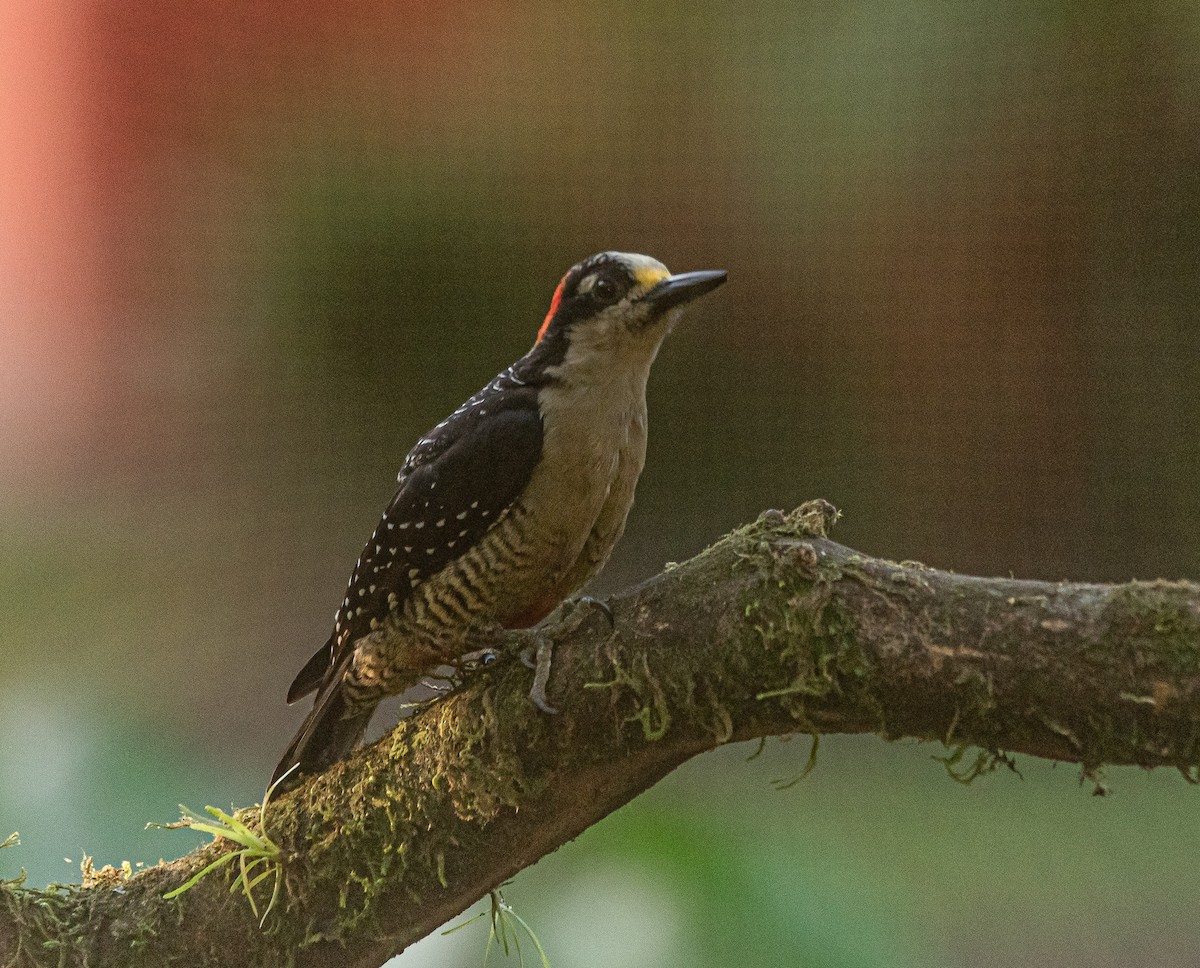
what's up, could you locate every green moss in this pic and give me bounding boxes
[1,881,81,968]
[255,660,562,948]
[932,744,1021,785]
[586,646,673,741]
[741,500,1027,785]
[741,542,867,725]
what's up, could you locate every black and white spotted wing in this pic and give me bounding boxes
[285,371,543,704]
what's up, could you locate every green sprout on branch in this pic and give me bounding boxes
[443,889,552,968]
[149,766,295,926]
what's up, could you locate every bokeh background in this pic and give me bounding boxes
[3,1,1200,965]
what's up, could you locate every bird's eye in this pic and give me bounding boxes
[593,278,619,304]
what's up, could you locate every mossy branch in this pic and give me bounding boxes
[4,500,1200,967]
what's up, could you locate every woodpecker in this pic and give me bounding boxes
[272,251,726,788]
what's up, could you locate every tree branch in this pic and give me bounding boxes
[4,500,1200,967]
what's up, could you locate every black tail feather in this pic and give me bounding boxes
[286,635,335,705]
[271,682,376,791]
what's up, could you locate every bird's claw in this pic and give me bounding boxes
[528,634,559,714]
[570,594,614,629]
[457,648,499,669]
[522,596,613,714]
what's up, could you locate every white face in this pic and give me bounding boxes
[536,251,724,387]
[572,252,677,347]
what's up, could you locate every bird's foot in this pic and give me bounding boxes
[518,596,614,714]
[520,632,559,714]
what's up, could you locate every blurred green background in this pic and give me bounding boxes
[3,1,1200,965]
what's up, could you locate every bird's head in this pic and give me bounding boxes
[531,252,726,373]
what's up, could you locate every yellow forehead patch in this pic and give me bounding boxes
[634,266,670,290]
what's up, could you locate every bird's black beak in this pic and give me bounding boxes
[643,270,728,313]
